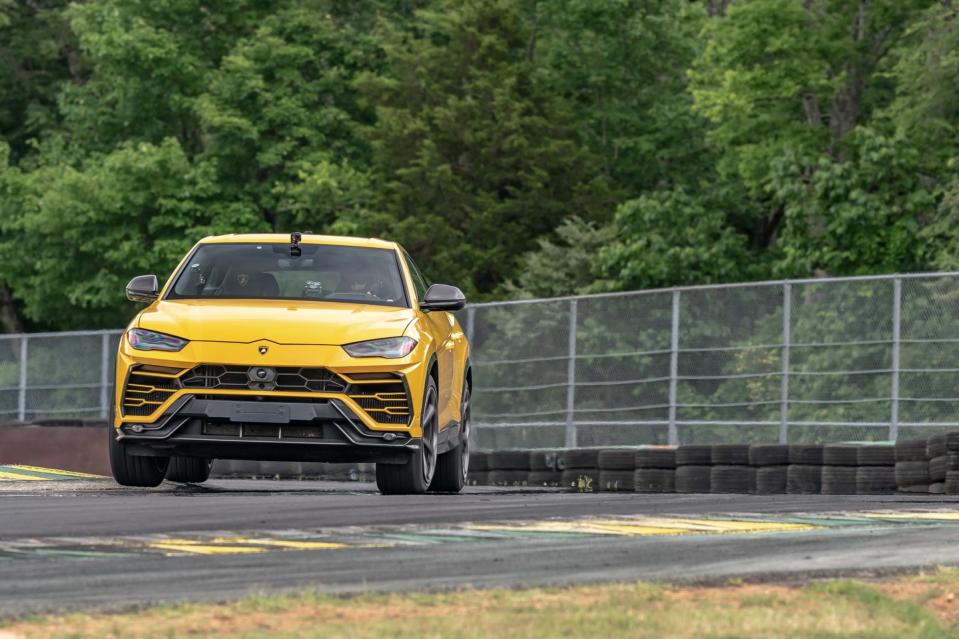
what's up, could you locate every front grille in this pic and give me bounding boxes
[122,368,181,416]
[345,373,412,425]
[180,365,348,393]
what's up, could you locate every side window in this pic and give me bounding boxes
[403,252,429,303]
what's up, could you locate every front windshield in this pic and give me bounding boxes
[167,243,408,308]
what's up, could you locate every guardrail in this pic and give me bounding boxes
[4,272,959,449]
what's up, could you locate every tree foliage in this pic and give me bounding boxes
[1,0,958,331]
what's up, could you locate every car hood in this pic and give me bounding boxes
[138,299,416,345]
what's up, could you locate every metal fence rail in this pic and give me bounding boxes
[5,272,959,450]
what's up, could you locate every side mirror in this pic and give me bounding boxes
[126,274,159,303]
[421,283,466,312]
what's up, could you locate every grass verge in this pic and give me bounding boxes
[5,569,959,638]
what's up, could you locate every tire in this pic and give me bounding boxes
[108,425,169,488]
[787,464,822,494]
[946,432,959,453]
[948,452,959,471]
[676,445,712,466]
[895,439,928,462]
[821,466,857,495]
[564,448,602,470]
[857,445,895,467]
[599,470,635,492]
[598,449,637,471]
[856,466,896,494]
[530,449,561,471]
[749,444,789,467]
[165,456,211,484]
[469,451,489,472]
[895,461,930,488]
[710,465,755,494]
[930,455,948,483]
[635,448,676,469]
[898,484,930,494]
[376,376,439,495]
[929,482,946,495]
[755,466,787,494]
[633,468,675,493]
[822,444,859,467]
[488,470,528,486]
[675,465,711,493]
[947,470,959,494]
[561,469,599,492]
[927,433,948,459]
[430,377,472,493]
[789,444,823,465]
[527,470,563,487]
[711,444,750,466]
[488,450,530,471]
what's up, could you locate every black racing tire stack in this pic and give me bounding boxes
[674,445,711,493]
[467,451,489,486]
[528,449,564,487]
[749,444,789,495]
[945,433,959,494]
[633,448,676,493]
[927,434,948,494]
[561,448,602,492]
[487,450,529,486]
[710,444,754,494]
[820,444,858,495]
[855,444,896,494]
[598,449,636,492]
[895,439,930,494]
[787,444,823,494]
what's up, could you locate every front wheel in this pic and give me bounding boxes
[429,377,470,493]
[376,376,439,495]
[108,426,169,487]
[165,456,212,483]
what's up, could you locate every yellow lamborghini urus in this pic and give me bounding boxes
[110,233,471,494]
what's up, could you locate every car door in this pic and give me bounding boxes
[403,252,456,426]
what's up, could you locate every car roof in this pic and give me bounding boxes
[198,233,399,251]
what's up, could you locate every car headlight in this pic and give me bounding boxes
[342,336,417,359]
[127,328,189,352]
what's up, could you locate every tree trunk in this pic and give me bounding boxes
[0,282,23,334]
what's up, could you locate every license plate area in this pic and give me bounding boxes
[205,401,291,424]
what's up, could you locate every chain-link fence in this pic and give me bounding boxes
[5,273,959,448]
[468,273,959,449]
[0,330,123,422]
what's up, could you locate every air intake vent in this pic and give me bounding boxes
[345,373,412,425]
[122,368,181,416]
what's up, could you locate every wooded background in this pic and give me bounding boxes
[0,0,957,332]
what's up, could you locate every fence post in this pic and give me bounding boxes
[667,291,680,445]
[779,283,791,443]
[565,299,578,448]
[17,335,27,423]
[465,306,475,346]
[890,277,902,441]
[100,332,110,420]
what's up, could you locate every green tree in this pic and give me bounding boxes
[356,0,611,296]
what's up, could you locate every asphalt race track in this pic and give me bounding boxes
[5,476,959,618]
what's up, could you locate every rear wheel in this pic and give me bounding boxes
[108,425,169,487]
[376,376,439,495]
[429,377,471,493]
[165,456,212,484]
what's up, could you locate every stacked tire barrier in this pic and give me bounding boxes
[467,435,959,495]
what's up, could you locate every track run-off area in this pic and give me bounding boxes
[5,475,959,618]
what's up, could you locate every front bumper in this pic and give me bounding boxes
[114,339,430,437]
[118,396,417,464]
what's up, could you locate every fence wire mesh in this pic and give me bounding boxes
[6,273,959,447]
[469,273,959,449]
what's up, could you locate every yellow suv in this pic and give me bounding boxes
[110,233,471,494]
